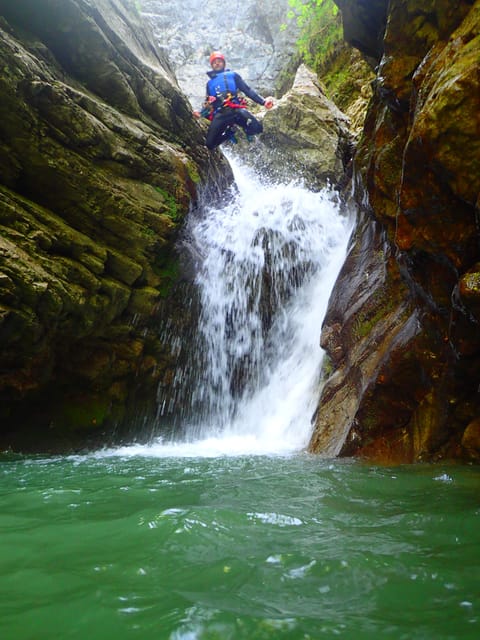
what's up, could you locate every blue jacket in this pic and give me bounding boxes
[206,69,265,114]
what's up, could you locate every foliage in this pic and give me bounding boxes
[282,0,343,71]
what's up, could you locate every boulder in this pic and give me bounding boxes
[241,64,353,190]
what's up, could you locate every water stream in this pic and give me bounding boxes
[152,155,352,456]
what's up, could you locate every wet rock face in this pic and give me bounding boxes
[0,0,231,450]
[334,0,389,64]
[310,0,480,462]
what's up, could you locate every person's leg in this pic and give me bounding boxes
[235,109,263,137]
[205,112,235,149]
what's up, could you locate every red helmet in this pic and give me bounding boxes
[209,51,225,66]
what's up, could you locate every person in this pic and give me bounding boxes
[193,51,274,150]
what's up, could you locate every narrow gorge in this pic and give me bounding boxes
[2,3,480,639]
[0,0,479,464]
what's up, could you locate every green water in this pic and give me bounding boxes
[1,453,479,639]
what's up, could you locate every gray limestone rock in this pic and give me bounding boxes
[141,0,301,107]
[239,64,353,190]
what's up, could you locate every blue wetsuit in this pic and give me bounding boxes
[203,69,266,149]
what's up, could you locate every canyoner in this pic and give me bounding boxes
[193,51,274,149]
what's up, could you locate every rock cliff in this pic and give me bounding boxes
[3,0,478,462]
[310,0,480,462]
[141,0,300,107]
[0,0,230,450]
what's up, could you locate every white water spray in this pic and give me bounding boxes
[114,157,352,457]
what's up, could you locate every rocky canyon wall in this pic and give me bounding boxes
[310,0,480,462]
[0,0,231,450]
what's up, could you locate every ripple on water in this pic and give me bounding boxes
[0,454,479,639]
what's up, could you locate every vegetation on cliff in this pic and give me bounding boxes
[283,0,373,123]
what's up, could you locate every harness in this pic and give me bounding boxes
[207,71,248,115]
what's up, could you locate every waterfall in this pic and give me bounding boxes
[124,156,352,457]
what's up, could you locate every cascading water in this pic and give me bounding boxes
[128,155,353,457]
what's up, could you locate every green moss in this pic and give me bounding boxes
[186,161,201,184]
[154,186,180,221]
[354,309,382,339]
[53,397,111,432]
[142,227,156,238]
[353,286,395,339]
[157,256,180,298]
[321,353,334,380]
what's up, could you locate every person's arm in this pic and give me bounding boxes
[234,73,274,109]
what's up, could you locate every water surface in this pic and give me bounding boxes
[2,154,477,640]
[1,453,478,639]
